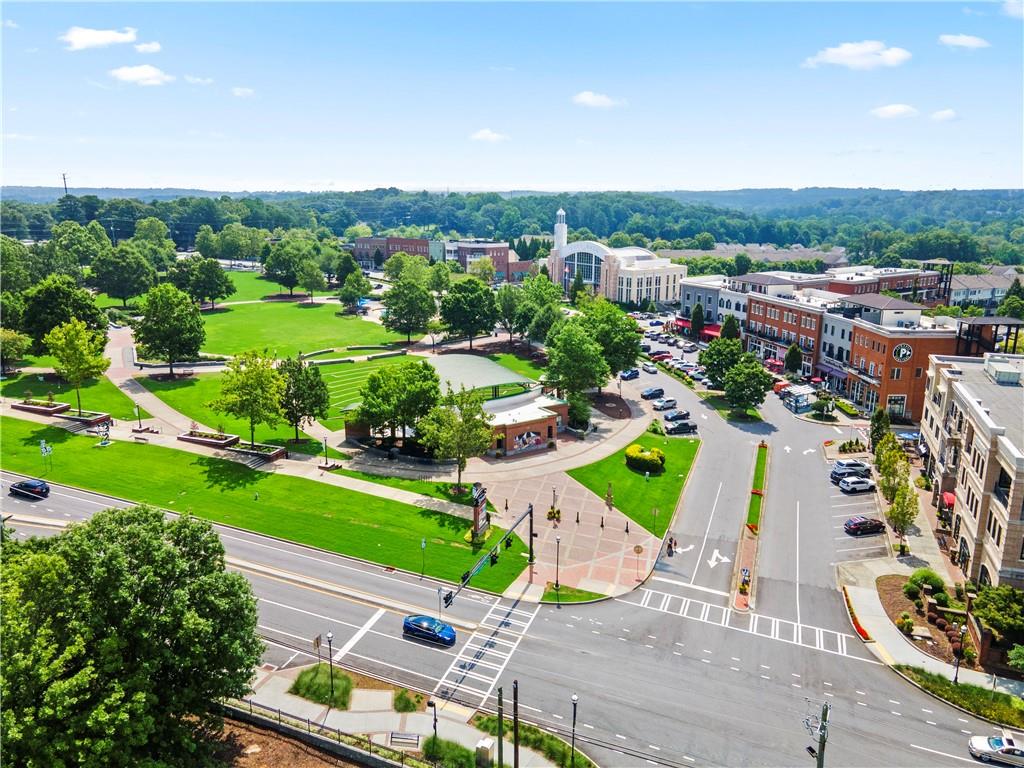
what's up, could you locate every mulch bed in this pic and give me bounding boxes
[876,575,980,669]
[214,718,361,768]
[590,393,630,420]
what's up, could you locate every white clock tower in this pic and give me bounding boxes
[553,208,567,252]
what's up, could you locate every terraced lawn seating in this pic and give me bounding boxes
[1,416,528,593]
[136,373,346,459]
[201,301,403,359]
[317,356,424,428]
[568,436,700,537]
[2,372,149,421]
[485,352,545,381]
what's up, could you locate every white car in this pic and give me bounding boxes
[679,361,699,371]
[969,732,1024,765]
[838,476,876,494]
[652,398,677,411]
[642,362,658,374]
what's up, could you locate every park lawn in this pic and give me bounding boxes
[12,353,59,370]
[568,436,700,537]
[200,301,403,359]
[136,373,346,459]
[698,392,762,421]
[221,270,298,302]
[541,583,606,603]
[1,417,528,593]
[94,292,140,310]
[486,352,545,381]
[331,468,498,512]
[317,356,424,428]
[1,371,149,421]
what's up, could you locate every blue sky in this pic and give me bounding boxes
[2,2,1022,192]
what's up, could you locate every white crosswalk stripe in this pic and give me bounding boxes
[434,599,539,705]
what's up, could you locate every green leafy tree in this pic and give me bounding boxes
[48,220,106,267]
[356,364,403,437]
[0,329,31,371]
[973,585,1024,638]
[569,270,586,305]
[265,233,315,294]
[396,360,441,438]
[211,349,286,448]
[90,242,156,307]
[132,283,205,376]
[876,434,908,502]
[720,313,741,340]
[698,337,744,389]
[440,279,498,349]
[545,318,610,396]
[191,257,236,308]
[1006,277,1024,302]
[21,274,106,352]
[722,353,773,412]
[297,259,327,302]
[343,223,372,241]
[0,235,33,294]
[520,273,562,309]
[694,232,715,250]
[417,385,494,491]
[278,357,330,442]
[870,407,892,453]
[784,343,803,373]
[0,505,262,767]
[690,303,706,341]
[468,256,496,285]
[383,277,435,342]
[425,318,447,351]
[336,251,359,286]
[886,480,918,556]
[428,261,452,295]
[495,284,523,345]
[527,302,563,347]
[578,296,641,375]
[130,217,178,271]
[734,253,752,276]
[338,270,373,311]
[382,252,429,284]
[43,318,111,415]
[194,223,219,258]
[997,295,1024,320]
[1007,644,1024,672]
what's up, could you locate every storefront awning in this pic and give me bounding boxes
[815,362,848,380]
[703,324,722,338]
[675,319,690,329]
[941,491,956,509]
[810,377,824,384]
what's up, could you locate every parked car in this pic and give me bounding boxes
[835,459,870,472]
[830,465,871,483]
[653,398,677,411]
[649,320,664,326]
[641,387,665,400]
[403,615,457,646]
[651,352,673,362]
[839,476,876,494]
[682,342,698,353]
[690,373,706,383]
[640,343,652,353]
[663,409,691,422]
[620,368,640,381]
[642,362,659,374]
[843,516,885,536]
[666,421,698,435]
[679,361,699,370]
[8,478,50,499]
[968,732,1024,766]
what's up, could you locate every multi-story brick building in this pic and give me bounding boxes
[921,353,1024,588]
[824,266,943,303]
[745,289,831,377]
[353,236,431,268]
[444,240,511,281]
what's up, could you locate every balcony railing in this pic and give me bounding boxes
[993,485,1011,510]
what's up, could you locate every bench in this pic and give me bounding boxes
[133,435,149,443]
[937,534,948,551]
[389,732,420,748]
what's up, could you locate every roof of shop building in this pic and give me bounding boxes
[842,294,923,311]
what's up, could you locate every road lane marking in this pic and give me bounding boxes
[689,481,724,585]
[921,708,932,713]
[615,734,626,740]
[926,720,937,725]
[334,608,386,661]
[583,723,593,729]
[889,699,901,705]
[795,500,802,624]
[891,711,901,716]
[730,666,740,671]
[958,718,969,723]
[910,744,975,763]
[835,545,884,553]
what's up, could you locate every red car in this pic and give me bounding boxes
[650,352,673,362]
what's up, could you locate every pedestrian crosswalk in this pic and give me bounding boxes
[434,599,538,706]
[623,587,861,659]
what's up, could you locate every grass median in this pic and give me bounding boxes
[747,442,768,529]
[698,392,761,421]
[895,665,1024,728]
[541,583,606,603]
[1,416,528,593]
[568,436,699,537]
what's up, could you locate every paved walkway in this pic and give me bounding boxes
[249,665,554,766]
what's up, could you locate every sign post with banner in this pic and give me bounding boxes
[471,482,490,543]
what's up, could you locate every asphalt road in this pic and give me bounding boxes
[3,468,995,767]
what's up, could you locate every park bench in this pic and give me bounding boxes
[133,435,149,443]
[389,732,420,748]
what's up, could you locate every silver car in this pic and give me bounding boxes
[652,398,677,411]
[969,732,1024,765]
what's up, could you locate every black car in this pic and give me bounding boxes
[666,421,698,435]
[641,387,665,400]
[843,516,885,536]
[663,409,691,422]
[8,479,50,499]
[830,466,871,484]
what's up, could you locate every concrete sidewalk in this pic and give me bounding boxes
[250,665,554,766]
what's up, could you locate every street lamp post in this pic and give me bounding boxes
[954,624,968,684]
[134,403,142,429]
[326,631,335,703]
[570,693,579,768]
[555,535,561,591]
[427,700,438,745]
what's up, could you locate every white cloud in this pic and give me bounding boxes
[869,103,919,119]
[2,133,34,141]
[939,33,991,48]
[469,128,509,143]
[231,86,255,97]
[4,19,18,29]
[802,40,912,70]
[931,108,958,121]
[60,26,137,51]
[109,64,174,86]
[134,41,161,54]
[572,90,623,108]
[1004,0,1023,18]
[185,75,214,85]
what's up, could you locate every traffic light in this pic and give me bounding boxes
[489,550,499,566]
[443,591,454,607]
[504,536,513,550]
[461,571,471,583]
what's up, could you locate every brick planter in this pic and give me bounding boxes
[62,411,112,427]
[177,431,240,449]
[11,400,71,416]
[226,443,287,462]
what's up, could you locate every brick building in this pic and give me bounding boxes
[445,240,510,281]
[353,237,431,268]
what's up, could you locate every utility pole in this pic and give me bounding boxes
[497,687,504,768]
[805,701,830,768]
[62,173,68,196]
[513,679,520,768]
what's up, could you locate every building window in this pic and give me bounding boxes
[890,368,902,380]
[914,367,923,378]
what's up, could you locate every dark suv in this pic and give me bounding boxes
[666,421,698,435]
[641,387,665,400]
[844,516,885,536]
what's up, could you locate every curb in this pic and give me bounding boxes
[887,665,1020,730]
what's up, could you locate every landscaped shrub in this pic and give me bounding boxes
[473,714,596,768]
[927,612,938,624]
[936,617,948,631]
[288,663,353,709]
[909,568,946,594]
[423,735,475,768]
[934,592,950,608]
[914,598,924,612]
[625,444,666,474]
[838,439,866,453]
[964,645,978,665]
[834,400,859,417]
[567,393,591,430]
[647,419,664,436]
[393,688,422,713]
[903,582,921,600]
[896,665,1024,727]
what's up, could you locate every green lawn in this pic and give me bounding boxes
[568,436,700,537]
[747,444,768,528]
[222,270,300,302]
[1,416,528,593]
[201,301,403,359]
[136,373,346,458]
[698,393,762,421]
[541,583,606,603]
[289,663,352,710]
[2,372,149,421]
[486,352,545,381]
[317,356,424,428]
[895,666,1024,728]
[10,353,59,370]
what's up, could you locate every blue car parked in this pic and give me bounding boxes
[620,368,640,381]
[402,615,457,646]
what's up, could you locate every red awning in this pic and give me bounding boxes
[942,491,956,509]
[675,318,691,329]
[703,324,722,338]
[810,377,824,383]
